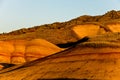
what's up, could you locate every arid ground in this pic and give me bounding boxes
[0,10,120,80]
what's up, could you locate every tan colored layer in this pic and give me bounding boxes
[26,39,61,50]
[1,47,120,80]
[0,56,10,63]
[0,41,14,63]
[73,24,100,38]
[10,40,26,64]
[107,24,120,32]
[11,57,26,64]
[0,39,62,64]
[0,41,14,55]
[25,39,62,61]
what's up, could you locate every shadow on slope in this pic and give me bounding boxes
[57,36,89,48]
[0,33,120,80]
[0,36,89,73]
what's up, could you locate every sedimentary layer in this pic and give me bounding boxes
[0,39,62,64]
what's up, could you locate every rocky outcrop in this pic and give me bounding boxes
[0,39,62,65]
[72,24,106,38]
[0,33,120,80]
[106,22,120,32]
[72,22,120,39]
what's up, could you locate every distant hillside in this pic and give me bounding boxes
[0,10,120,44]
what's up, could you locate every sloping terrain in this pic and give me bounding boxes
[0,10,120,80]
[0,33,120,80]
[0,39,62,65]
[106,22,120,32]
[72,23,105,38]
[0,10,120,44]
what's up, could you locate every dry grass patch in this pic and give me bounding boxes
[79,41,120,48]
[79,32,120,48]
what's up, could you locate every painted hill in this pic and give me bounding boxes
[0,39,62,65]
[0,33,120,80]
[1,10,120,45]
[1,10,120,79]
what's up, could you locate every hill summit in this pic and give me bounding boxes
[1,10,120,45]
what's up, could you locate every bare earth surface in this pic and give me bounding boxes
[0,45,120,80]
[0,32,120,80]
[0,39,62,65]
[0,10,120,80]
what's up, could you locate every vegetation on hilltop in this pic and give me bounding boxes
[0,10,120,44]
[5,10,120,35]
[79,32,120,48]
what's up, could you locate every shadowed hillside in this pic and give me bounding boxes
[1,10,120,44]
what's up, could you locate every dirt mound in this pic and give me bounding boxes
[25,39,62,61]
[0,39,62,65]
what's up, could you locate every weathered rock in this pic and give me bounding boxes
[106,22,120,32]
[72,24,106,38]
[25,39,62,61]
